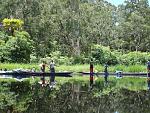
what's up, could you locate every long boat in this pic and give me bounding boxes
[78,72,148,77]
[0,71,73,78]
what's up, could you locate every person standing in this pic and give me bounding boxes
[39,61,46,86]
[90,61,94,87]
[31,67,36,80]
[104,64,109,84]
[50,60,55,85]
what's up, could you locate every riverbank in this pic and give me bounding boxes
[0,63,147,73]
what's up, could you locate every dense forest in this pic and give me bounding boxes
[0,0,150,65]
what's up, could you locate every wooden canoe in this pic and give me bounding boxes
[0,72,73,78]
[78,72,148,77]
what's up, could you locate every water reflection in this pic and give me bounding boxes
[26,83,150,113]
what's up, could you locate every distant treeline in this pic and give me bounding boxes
[0,0,150,64]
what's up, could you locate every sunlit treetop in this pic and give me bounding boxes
[2,18,24,30]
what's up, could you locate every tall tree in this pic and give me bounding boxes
[114,0,150,51]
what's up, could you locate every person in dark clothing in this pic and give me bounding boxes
[104,64,109,84]
[40,62,46,73]
[39,61,47,86]
[90,62,94,87]
[50,60,55,85]
[147,60,150,73]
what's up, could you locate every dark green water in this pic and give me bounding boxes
[26,83,150,113]
[1,80,150,113]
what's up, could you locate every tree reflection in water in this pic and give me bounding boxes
[26,83,150,113]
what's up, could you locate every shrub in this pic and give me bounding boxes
[0,31,33,63]
[91,45,118,65]
[30,55,39,63]
[5,34,33,63]
[39,51,72,65]
[72,55,90,64]
[119,52,149,65]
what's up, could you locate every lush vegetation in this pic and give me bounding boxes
[1,1,150,113]
[0,63,147,72]
[0,0,150,65]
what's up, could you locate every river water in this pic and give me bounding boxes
[25,82,150,113]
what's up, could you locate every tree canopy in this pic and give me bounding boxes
[0,0,150,64]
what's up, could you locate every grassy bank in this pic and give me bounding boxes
[0,63,147,72]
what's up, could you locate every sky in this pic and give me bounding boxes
[106,0,150,6]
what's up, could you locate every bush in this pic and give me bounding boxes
[30,55,39,63]
[39,51,72,65]
[91,45,118,65]
[5,36,32,63]
[0,31,33,63]
[119,52,150,65]
[72,55,90,64]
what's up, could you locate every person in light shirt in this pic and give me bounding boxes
[50,60,55,85]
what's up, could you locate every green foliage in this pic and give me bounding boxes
[2,18,23,30]
[2,18,24,36]
[10,80,31,94]
[0,31,9,41]
[30,55,39,63]
[0,79,32,113]
[72,55,90,64]
[3,31,33,63]
[0,63,39,71]
[0,63,147,73]
[0,0,150,64]
[40,51,72,65]
[124,65,146,72]
[0,39,6,62]
[0,0,118,58]
[0,0,150,63]
[119,51,150,65]
[91,45,118,65]
[0,83,16,113]
[0,18,33,63]
[116,0,150,52]
[50,51,72,65]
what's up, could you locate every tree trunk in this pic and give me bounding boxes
[71,38,81,56]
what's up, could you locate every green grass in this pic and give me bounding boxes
[0,63,38,70]
[0,63,147,72]
[108,65,146,73]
